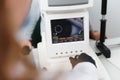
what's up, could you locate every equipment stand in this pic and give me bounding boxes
[96,0,111,58]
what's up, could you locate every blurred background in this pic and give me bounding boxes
[89,0,120,38]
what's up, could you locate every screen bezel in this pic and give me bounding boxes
[43,11,89,58]
[40,0,93,12]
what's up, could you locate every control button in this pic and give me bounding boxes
[80,50,83,52]
[65,52,68,54]
[75,50,78,53]
[61,52,63,54]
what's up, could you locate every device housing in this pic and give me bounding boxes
[40,0,93,12]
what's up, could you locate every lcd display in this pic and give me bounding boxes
[51,18,84,44]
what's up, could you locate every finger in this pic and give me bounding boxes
[78,53,88,60]
[79,53,87,57]
[69,57,74,60]
[69,57,77,63]
[75,55,79,59]
[69,57,77,68]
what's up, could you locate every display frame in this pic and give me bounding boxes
[40,0,93,12]
[42,10,90,58]
[51,17,85,44]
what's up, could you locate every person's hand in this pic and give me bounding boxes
[90,30,107,40]
[19,39,32,50]
[69,53,96,68]
[90,30,101,40]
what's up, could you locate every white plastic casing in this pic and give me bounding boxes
[37,1,111,79]
[40,0,93,12]
[41,10,89,58]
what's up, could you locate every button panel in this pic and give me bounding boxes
[55,50,83,55]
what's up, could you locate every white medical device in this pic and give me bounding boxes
[40,0,93,12]
[38,0,111,79]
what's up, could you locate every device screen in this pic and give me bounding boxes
[51,17,84,44]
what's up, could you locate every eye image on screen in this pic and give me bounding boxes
[51,17,84,44]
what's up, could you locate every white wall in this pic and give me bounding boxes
[89,0,120,38]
